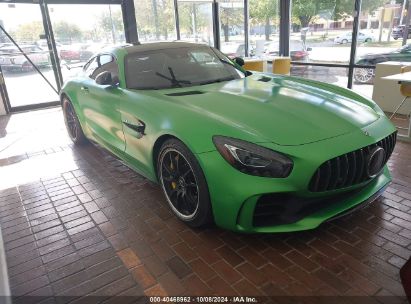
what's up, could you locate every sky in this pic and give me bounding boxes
[0,3,122,31]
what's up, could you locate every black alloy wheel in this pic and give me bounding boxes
[62,98,88,145]
[354,68,374,84]
[158,139,212,227]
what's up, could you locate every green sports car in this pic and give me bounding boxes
[60,42,397,233]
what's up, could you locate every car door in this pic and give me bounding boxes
[79,54,126,154]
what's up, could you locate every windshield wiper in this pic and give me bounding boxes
[156,67,192,88]
[220,58,235,67]
[198,76,236,85]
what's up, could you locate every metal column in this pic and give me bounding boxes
[212,0,220,50]
[122,0,139,44]
[279,0,290,56]
[244,0,249,57]
[174,0,181,40]
[347,0,362,89]
[40,0,63,91]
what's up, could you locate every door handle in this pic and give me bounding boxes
[123,119,146,136]
[81,86,89,92]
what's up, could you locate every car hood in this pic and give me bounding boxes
[155,74,381,146]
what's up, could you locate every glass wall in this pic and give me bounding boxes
[1,0,408,111]
[291,66,349,88]
[135,0,177,42]
[48,4,125,80]
[354,1,406,97]
[218,0,245,57]
[249,0,280,58]
[178,0,214,46]
[290,0,355,72]
[0,3,58,108]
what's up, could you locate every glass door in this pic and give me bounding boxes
[47,4,125,81]
[0,2,59,109]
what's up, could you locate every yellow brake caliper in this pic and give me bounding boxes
[170,157,177,189]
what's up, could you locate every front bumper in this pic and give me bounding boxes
[196,117,395,233]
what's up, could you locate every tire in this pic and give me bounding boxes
[354,68,374,84]
[62,97,88,145]
[365,38,372,43]
[342,39,348,44]
[157,139,213,228]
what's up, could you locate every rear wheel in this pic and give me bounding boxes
[157,139,213,227]
[342,39,348,44]
[365,38,372,43]
[62,98,88,145]
[354,68,374,84]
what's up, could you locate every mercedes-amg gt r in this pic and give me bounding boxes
[60,42,396,233]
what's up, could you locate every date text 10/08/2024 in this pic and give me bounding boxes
[149,297,258,303]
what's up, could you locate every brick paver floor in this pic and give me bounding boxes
[0,108,409,303]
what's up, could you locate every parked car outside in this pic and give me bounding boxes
[221,42,246,58]
[355,44,411,83]
[59,43,84,62]
[265,40,311,62]
[334,31,373,44]
[392,25,411,40]
[79,44,109,62]
[0,45,49,72]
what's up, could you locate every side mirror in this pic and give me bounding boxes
[95,71,117,87]
[233,57,245,67]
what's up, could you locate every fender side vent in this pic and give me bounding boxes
[258,76,272,82]
[166,91,205,96]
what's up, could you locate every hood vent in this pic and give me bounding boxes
[166,90,205,96]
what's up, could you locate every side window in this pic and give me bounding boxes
[91,54,119,81]
[84,57,99,78]
[190,51,215,64]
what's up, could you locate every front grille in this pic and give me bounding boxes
[309,132,397,192]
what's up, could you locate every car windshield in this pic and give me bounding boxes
[125,45,245,90]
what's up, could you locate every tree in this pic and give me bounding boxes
[249,0,279,40]
[179,3,209,42]
[53,21,82,44]
[292,0,386,28]
[13,21,44,43]
[219,3,243,42]
[292,0,318,28]
[98,8,124,43]
[135,0,175,41]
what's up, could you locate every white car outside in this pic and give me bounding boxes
[334,32,373,44]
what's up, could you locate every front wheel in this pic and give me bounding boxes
[62,98,88,145]
[157,139,213,228]
[354,68,374,84]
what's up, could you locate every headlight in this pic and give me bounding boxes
[213,136,293,178]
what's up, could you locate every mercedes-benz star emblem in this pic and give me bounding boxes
[366,146,386,178]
